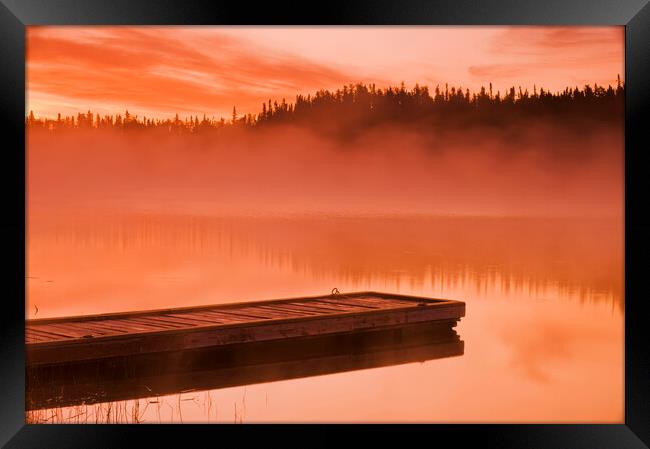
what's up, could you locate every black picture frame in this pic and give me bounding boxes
[1,0,648,447]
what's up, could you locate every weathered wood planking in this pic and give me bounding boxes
[26,291,465,366]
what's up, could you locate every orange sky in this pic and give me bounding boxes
[26,26,624,120]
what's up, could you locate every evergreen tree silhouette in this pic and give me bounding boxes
[25,79,624,136]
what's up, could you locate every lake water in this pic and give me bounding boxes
[26,212,623,423]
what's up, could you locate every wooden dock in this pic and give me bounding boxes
[26,291,465,367]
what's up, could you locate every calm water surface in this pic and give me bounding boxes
[26,212,623,423]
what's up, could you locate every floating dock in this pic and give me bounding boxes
[26,291,465,367]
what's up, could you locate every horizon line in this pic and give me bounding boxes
[26,77,624,121]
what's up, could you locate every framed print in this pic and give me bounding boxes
[1,0,649,447]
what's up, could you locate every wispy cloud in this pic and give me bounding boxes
[468,27,623,88]
[27,27,353,118]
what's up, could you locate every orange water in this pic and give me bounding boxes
[26,212,623,422]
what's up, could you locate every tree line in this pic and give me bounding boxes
[26,77,624,136]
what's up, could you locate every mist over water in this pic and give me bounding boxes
[27,117,623,217]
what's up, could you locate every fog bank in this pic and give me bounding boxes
[27,120,623,217]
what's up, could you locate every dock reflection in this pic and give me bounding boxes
[27,321,463,410]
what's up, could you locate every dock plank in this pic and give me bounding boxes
[194,310,258,323]
[178,312,230,324]
[58,321,130,334]
[25,330,54,343]
[203,310,272,321]
[38,323,116,338]
[308,300,373,311]
[28,328,76,340]
[78,320,151,335]
[314,298,380,309]
[107,319,171,333]
[260,303,326,315]
[261,304,322,315]
[284,302,349,313]
[131,316,197,328]
[243,305,315,318]
[165,313,224,325]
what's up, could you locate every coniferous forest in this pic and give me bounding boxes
[26,79,624,139]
